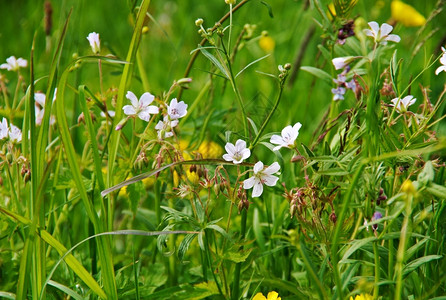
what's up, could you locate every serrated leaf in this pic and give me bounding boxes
[223,248,253,263]
[178,234,196,261]
[301,66,333,84]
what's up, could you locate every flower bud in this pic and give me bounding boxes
[195,18,203,27]
[330,212,337,223]
[6,152,13,164]
[284,63,291,70]
[401,179,416,195]
[142,26,149,34]
[225,0,236,5]
[115,118,128,131]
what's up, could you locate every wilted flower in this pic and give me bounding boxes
[9,124,22,143]
[0,118,9,140]
[364,21,401,45]
[371,211,383,231]
[243,161,280,197]
[123,91,159,121]
[167,98,188,120]
[390,95,416,113]
[435,48,446,75]
[391,0,426,27]
[270,122,302,151]
[253,291,281,300]
[155,115,178,139]
[332,87,346,101]
[0,56,28,71]
[222,139,251,164]
[86,32,101,54]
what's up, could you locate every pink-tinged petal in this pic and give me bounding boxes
[435,66,446,75]
[123,105,136,116]
[368,21,379,34]
[171,120,179,128]
[225,142,236,156]
[270,134,284,145]
[363,29,374,37]
[145,105,159,114]
[140,92,155,106]
[241,148,251,160]
[17,58,27,68]
[385,34,401,43]
[380,23,394,37]
[243,177,256,189]
[138,111,152,122]
[264,162,280,174]
[223,153,233,162]
[235,139,247,150]
[253,161,264,174]
[34,93,46,106]
[263,174,279,187]
[126,91,139,108]
[252,181,264,197]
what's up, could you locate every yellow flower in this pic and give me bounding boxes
[197,140,224,159]
[253,291,281,300]
[391,0,426,27]
[259,35,275,53]
[349,294,373,300]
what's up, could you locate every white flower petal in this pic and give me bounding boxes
[380,23,394,37]
[262,174,279,187]
[17,58,27,68]
[35,93,46,107]
[145,105,159,115]
[253,161,264,174]
[224,142,236,156]
[241,148,251,160]
[126,91,139,108]
[223,154,233,162]
[243,177,256,189]
[368,22,379,34]
[140,92,155,107]
[171,120,179,128]
[264,162,280,174]
[252,181,264,197]
[270,134,284,145]
[123,105,136,116]
[435,66,446,75]
[138,111,152,121]
[235,139,247,150]
[385,34,401,43]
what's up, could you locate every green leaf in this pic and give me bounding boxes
[178,234,197,261]
[426,183,446,199]
[48,280,85,300]
[198,46,229,79]
[222,248,252,263]
[235,54,270,78]
[260,1,274,18]
[317,168,350,176]
[301,66,333,84]
[340,237,377,263]
[127,180,143,217]
[402,255,442,277]
[417,160,434,186]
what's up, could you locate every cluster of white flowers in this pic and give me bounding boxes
[0,118,22,144]
[222,122,301,197]
[155,98,188,139]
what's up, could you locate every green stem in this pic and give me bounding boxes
[250,80,286,149]
[373,241,380,299]
[394,193,413,300]
[204,230,225,297]
[231,208,247,300]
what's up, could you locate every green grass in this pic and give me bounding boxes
[1,0,446,299]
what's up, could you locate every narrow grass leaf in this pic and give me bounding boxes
[48,280,85,300]
[402,255,442,278]
[301,66,333,84]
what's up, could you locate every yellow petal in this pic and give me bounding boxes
[391,0,426,27]
[267,291,280,300]
[259,36,275,53]
[253,292,267,300]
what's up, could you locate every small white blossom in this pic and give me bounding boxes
[167,98,188,120]
[0,118,9,140]
[364,21,401,45]
[332,57,354,70]
[222,139,251,164]
[243,161,280,197]
[9,124,22,143]
[435,48,446,75]
[331,87,346,101]
[34,92,56,126]
[155,115,178,139]
[390,95,416,113]
[270,122,302,151]
[87,32,101,54]
[123,91,159,121]
[0,56,28,71]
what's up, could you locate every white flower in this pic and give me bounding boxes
[0,56,28,71]
[270,122,302,151]
[123,91,159,121]
[435,48,446,75]
[155,115,178,139]
[167,98,188,120]
[222,139,251,164]
[0,118,9,140]
[87,32,101,54]
[391,95,416,113]
[364,21,401,45]
[9,124,22,143]
[332,57,354,70]
[331,87,346,101]
[243,161,280,197]
[34,92,56,125]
